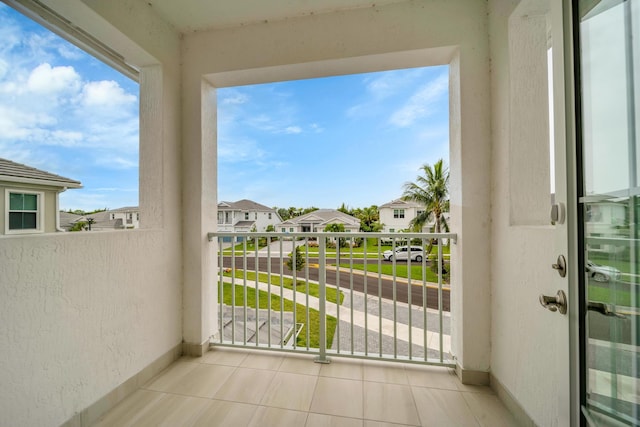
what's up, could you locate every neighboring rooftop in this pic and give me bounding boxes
[283,208,359,224]
[218,199,275,211]
[379,198,423,208]
[0,157,82,188]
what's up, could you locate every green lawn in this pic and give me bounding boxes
[588,284,640,307]
[337,262,446,283]
[220,282,336,348]
[223,270,344,304]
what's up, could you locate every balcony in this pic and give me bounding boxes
[92,347,517,426]
[87,233,520,426]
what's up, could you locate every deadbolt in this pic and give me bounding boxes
[552,255,567,278]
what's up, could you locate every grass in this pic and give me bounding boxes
[223,270,344,304]
[338,262,446,283]
[220,282,336,349]
[300,242,451,256]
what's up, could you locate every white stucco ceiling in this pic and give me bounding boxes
[144,0,406,32]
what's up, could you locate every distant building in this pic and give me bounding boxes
[276,209,360,233]
[0,158,81,235]
[379,198,450,233]
[60,207,140,232]
[217,199,282,241]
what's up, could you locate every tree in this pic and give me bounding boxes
[286,245,305,273]
[357,205,381,232]
[402,159,450,254]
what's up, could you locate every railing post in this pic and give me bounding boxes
[314,235,330,364]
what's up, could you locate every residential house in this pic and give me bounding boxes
[106,206,140,229]
[0,157,81,235]
[379,198,450,234]
[0,1,633,426]
[276,209,360,234]
[217,199,281,241]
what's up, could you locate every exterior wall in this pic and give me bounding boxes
[0,183,61,234]
[184,0,492,376]
[0,1,183,426]
[488,0,571,425]
[379,205,421,232]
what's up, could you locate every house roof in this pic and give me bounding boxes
[109,206,139,213]
[279,209,360,226]
[218,199,275,212]
[0,157,82,188]
[234,220,255,227]
[379,198,423,209]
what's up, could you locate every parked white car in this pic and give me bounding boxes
[586,260,621,282]
[383,246,425,262]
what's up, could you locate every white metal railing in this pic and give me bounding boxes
[208,231,456,366]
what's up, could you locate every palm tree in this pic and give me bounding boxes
[402,159,449,255]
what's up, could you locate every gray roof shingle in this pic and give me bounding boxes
[0,158,82,188]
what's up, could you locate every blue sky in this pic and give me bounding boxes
[219,68,449,209]
[1,4,449,211]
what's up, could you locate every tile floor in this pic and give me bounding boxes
[94,347,520,427]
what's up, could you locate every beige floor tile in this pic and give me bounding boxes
[455,382,494,394]
[280,355,322,375]
[248,406,309,427]
[363,363,408,384]
[200,348,248,366]
[306,413,364,427]
[411,386,479,427]
[310,377,363,419]
[240,352,284,370]
[133,394,211,427]
[363,382,420,426]
[93,389,165,427]
[320,359,364,380]
[192,400,258,427]
[213,367,276,404]
[142,358,200,391]
[149,363,236,398]
[405,365,459,391]
[261,371,318,411]
[364,421,418,427]
[462,391,519,427]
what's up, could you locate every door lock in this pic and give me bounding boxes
[539,290,567,315]
[552,255,567,278]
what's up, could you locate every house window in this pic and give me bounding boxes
[6,190,42,233]
[389,228,395,232]
[394,209,405,218]
[245,212,249,220]
[290,227,294,232]
[111,214,116,220]
[268,213,272,219]
[282,228,286,232]
[417,210,425,217]
[254,212,257,220]
[136,213,139,221]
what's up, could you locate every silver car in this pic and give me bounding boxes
[383,246,425,262]
[586,260,621,282]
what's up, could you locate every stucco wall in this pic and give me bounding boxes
[488,0,571,425]
[0,1,183,426]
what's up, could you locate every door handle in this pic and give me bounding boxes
[587,301,627,319]
[539,290,567,314]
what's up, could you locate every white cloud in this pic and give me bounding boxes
[283,126,302,134]
[221,93,249,105]
[389,73,448,127]
[27,63,81,94]
[81,80,137,107]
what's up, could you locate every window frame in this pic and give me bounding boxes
[393,209,405,219]
[5,189,44,235]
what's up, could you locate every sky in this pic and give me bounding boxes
[218,67,449,209]
[0,3,450,212]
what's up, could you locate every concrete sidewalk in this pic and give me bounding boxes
[220,275,451,356]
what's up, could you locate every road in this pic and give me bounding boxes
[220,256,450,312]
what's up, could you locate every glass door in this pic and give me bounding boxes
[576,0,639,425]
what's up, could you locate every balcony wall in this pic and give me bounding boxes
[0,1,184,426]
